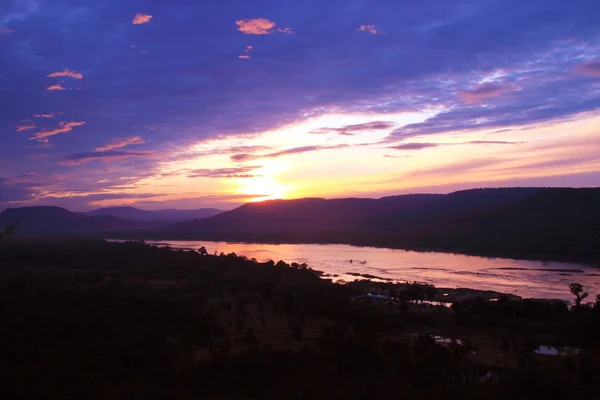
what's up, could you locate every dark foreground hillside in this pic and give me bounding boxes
[1,239,599,399]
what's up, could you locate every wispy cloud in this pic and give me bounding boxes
[33,112,62,118]
[28,153,52,159]
[188,166,262,179]
[47,69,83,79]
[0,28,14,36]
[574,61,600,78]
[389,143,439,150]
[388,140,521,151]
[46,84,64,91]
[95,136,145,152]
[132,13,152,25]
[239,44,254,59]
[30,121,86,141]
[276,27,293,34]
[231,144,349,162]
[459,84,506,103]
[236,18,278,35]
[61,150,158,166]
[16,123,35,132]
[311,121,395,136]
[357,25,383,35]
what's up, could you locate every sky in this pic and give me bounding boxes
[1,0,599,211]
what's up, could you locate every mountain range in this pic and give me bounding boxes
[83,207,222,223]
[2,188,599,263]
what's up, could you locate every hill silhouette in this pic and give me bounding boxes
[0,206,163,236]
[83,206,222,223]
[4,188,600,263]
[125,187,599,263]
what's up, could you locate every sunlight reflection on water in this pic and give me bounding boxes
[138,240,600,301]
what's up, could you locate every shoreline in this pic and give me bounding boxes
[107,234,600,268]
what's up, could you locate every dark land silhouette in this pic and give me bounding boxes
[0,238,599,399]
[83,206,223,223]
[3,187,600,264]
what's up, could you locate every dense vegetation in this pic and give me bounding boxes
[1,238,599,399]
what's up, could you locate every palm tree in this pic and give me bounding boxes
[569,283,589,308]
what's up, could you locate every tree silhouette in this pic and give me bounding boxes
[0,197,18,240]
[198,246,208,256]
[569,283,589,307]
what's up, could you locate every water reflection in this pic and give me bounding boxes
[138,240,600,301]
[535,346,579,356]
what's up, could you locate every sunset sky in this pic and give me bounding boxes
[1,0,599,211]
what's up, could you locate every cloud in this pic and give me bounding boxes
[132,13,152,25]
[459,84,506,103]
[33,112,62,118]
[236,18,276,35]
[388,140,521,151]
[30,121,86,141]
[357,25,383,35]
[187,166,262,178]
[238,55,251,59]
[276,27,293,34]
[47,69,83,79]
[16,123,35,132]
[95,136,145,152]
[245,45,253,52]
[46,84,64,91]
[0,28,14,36]
[61,150,158,165]
[231,144,349,162]
[574,61,600,78]
[28,153,52,159]
[389,143,439,150]
[311,121,395,136]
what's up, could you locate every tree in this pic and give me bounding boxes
[198,246,208,256]
[569,283,589,308]
[0,197,17,240]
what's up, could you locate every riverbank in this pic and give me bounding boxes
[111,238,600,302]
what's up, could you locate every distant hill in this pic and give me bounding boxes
[0,206,164,237]
[116,187,600,263]
[5,188,600,263]
[83,206,223,223]
[164,194,444,236]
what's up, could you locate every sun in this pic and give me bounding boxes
[236,176,290,201]
[235,160,292,201]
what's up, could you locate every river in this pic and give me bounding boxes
[138,240,600,302]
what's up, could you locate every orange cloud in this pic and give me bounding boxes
[459,84,505,104]
[133,13,153,24]
[238,55,251,59]
[95,136,145,152]
[236,18,276,35]
[60,150,158,165]
[47,84,64,91]
[245,45,253,52]
[16,123,35,132]
[30,121,86,141]
[357,25,382,34]
[47,69,83,79]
